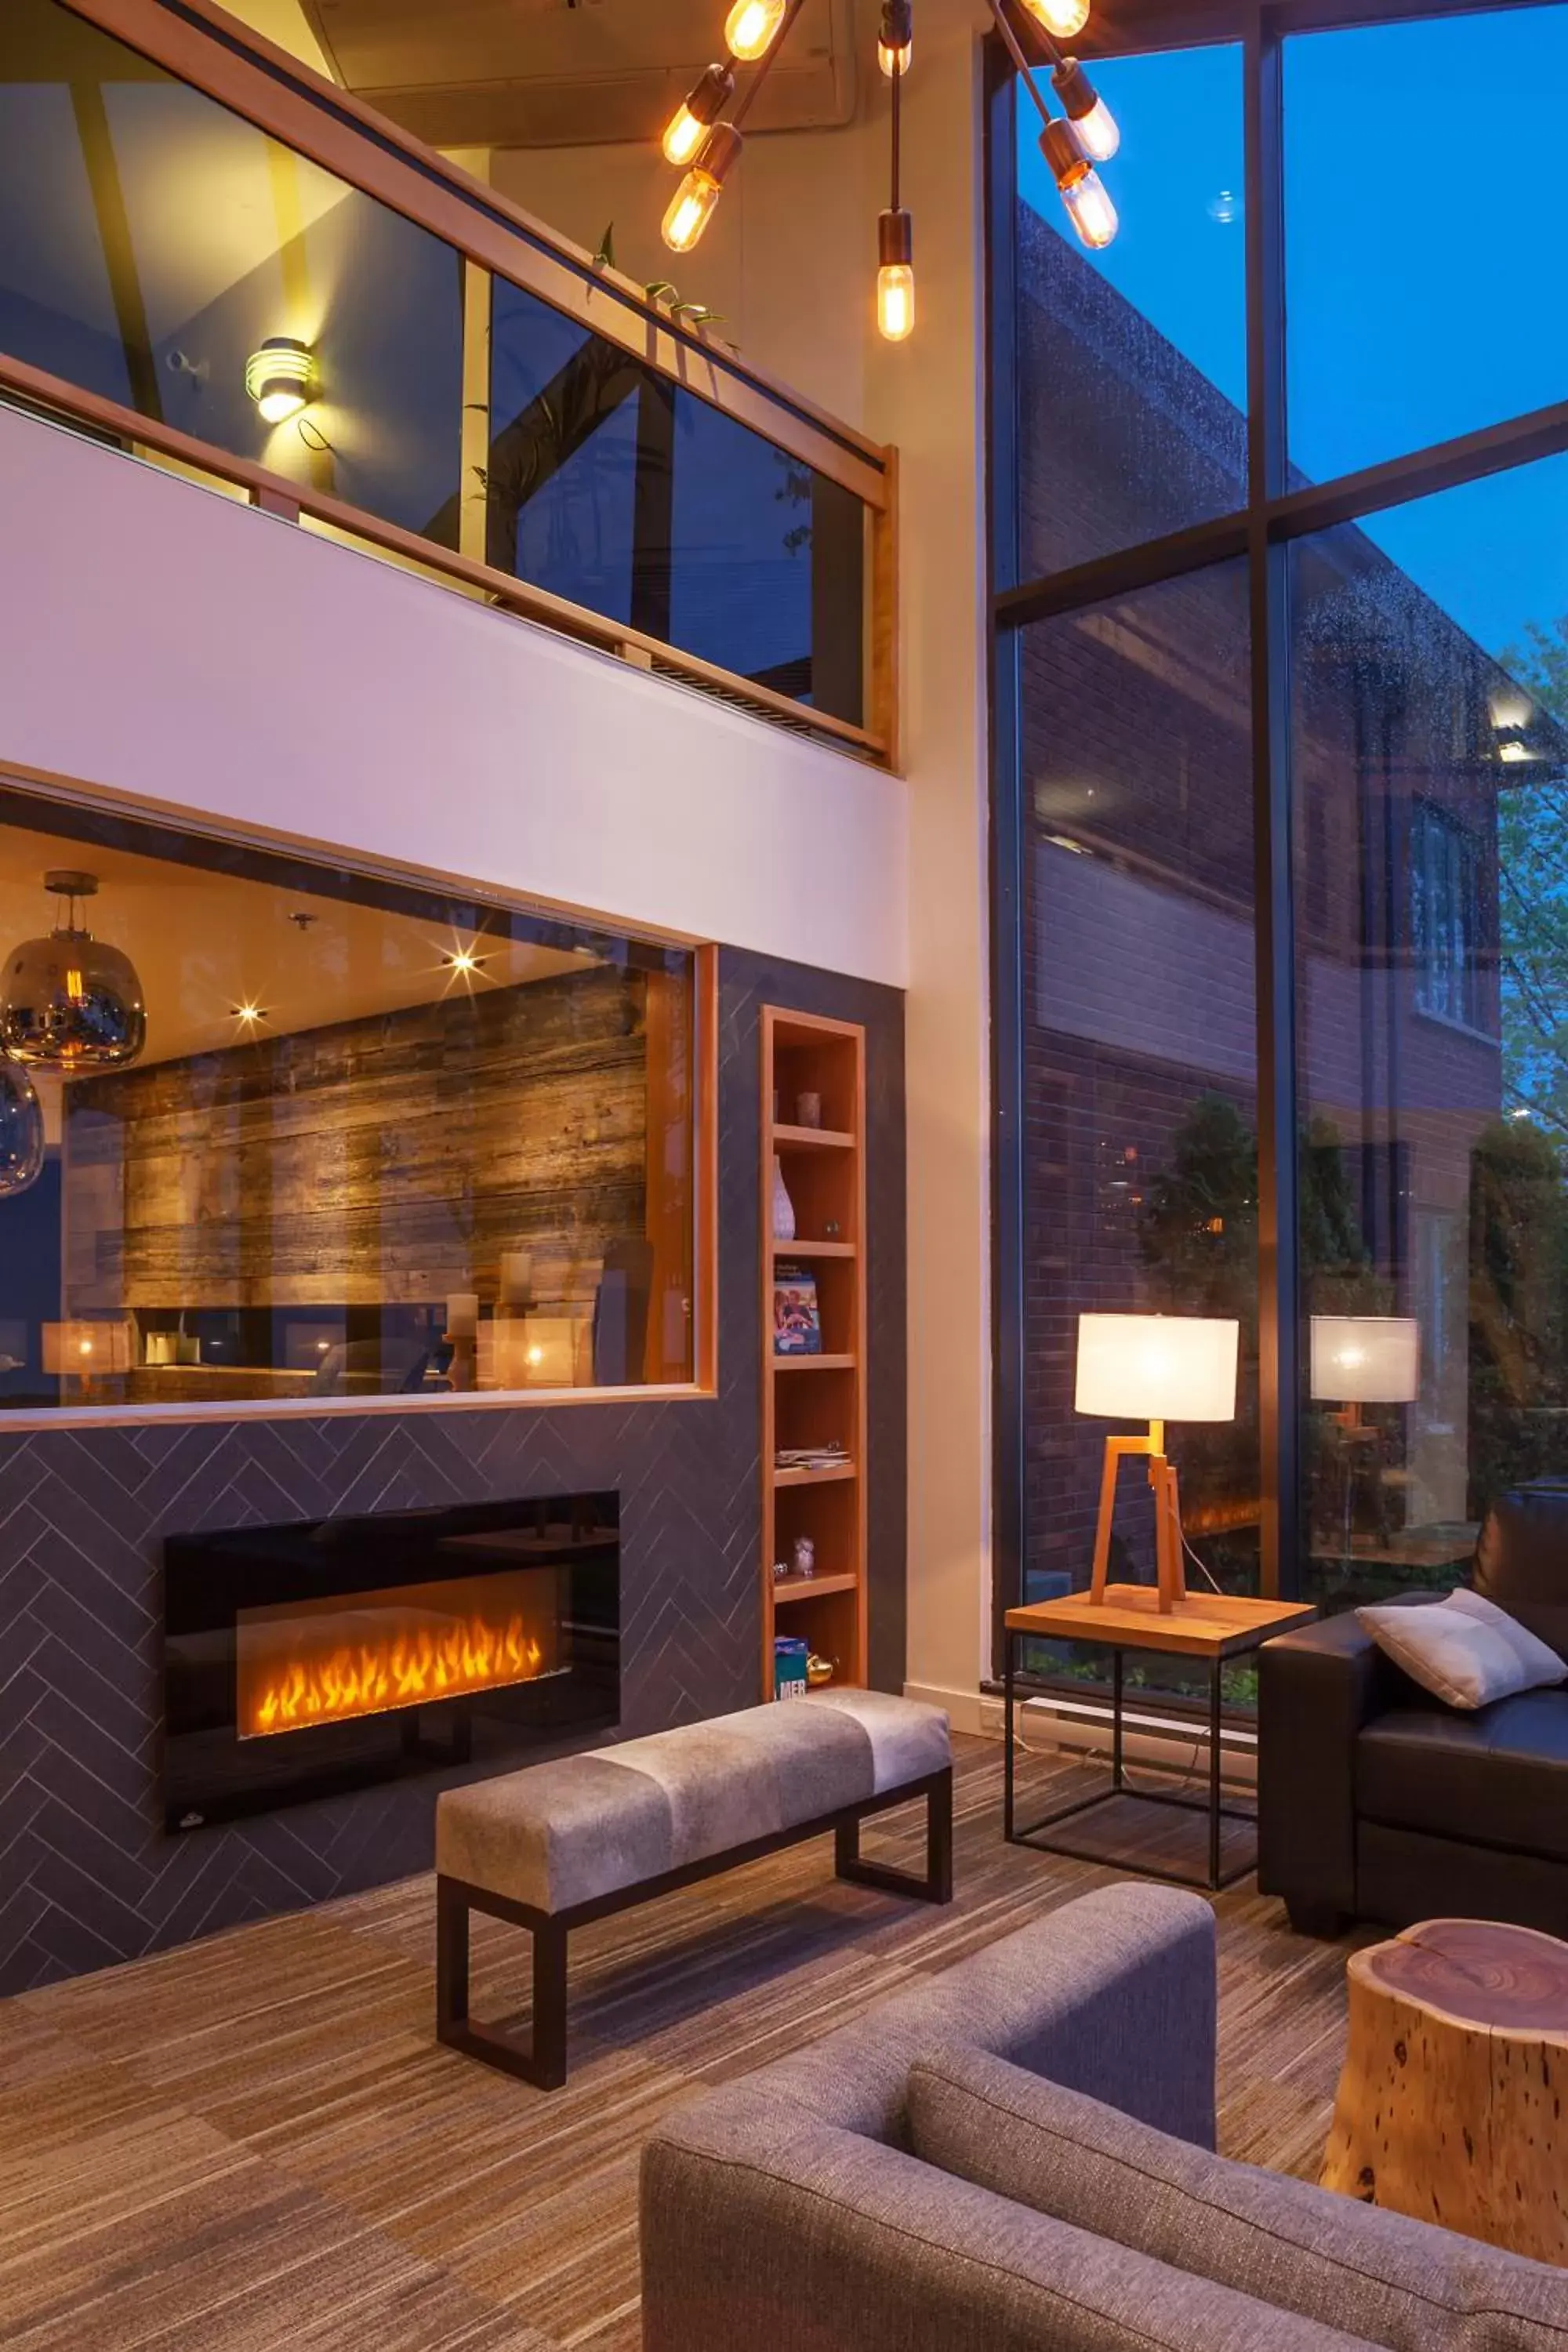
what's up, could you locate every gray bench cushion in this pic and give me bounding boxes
[436,1688,949,1915]
[906,2045,1568,2352]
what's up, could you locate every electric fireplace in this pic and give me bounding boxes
[163,1494,619,1830]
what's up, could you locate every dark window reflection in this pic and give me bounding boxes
[0,0,465,539]
[489,278,865,724]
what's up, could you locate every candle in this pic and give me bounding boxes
[498,1250,533,1307]
[445,1292,478,1338]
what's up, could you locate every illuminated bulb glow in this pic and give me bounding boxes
[1070,92,1119,162]
[65,968,85,1005]
[447,948,482,975]
[878,34,911,74]
[245,338,314,426]
[235,1003,263,1025]
[662,103,706,165]
[1060,162,1118,249]
[724,0,786,60]
[662,165,723,252]
[877,263,915,341]
[1021,0,1091,35]
[1498,738,1530,764]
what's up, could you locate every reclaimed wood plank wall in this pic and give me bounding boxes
[64,966,649,1312]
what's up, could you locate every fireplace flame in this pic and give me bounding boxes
[237,1571,557,1739]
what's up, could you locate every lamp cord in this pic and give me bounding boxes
[891,34,902,212]
[985,0,1055,127]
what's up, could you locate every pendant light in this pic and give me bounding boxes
[0,1052,44,1197]
[0,871,147,1071]
[877,1,915,344]
[989,0,1120,251]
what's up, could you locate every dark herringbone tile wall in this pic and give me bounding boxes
[0,949,906,1994]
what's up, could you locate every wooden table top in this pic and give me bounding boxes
[1004,1584,1318,1658]
[1354,1918,1568,2038]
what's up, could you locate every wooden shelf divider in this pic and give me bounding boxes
[761,1007,869,1699]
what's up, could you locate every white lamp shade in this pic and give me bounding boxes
[1075,1313,1239,1424]
[1310,1316,1420,1404]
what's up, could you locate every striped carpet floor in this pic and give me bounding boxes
[0,1736,1363,2350]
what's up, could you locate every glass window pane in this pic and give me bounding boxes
[0,0,463,539]
[0,784,698,1413]
[1290,453,1568,1603]
[1018,561,1258,1668]
[489,278,866,723]
[1014,42,1245,579]
[1286,5,1568,483]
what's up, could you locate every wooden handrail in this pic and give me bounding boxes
[0,350,888,760]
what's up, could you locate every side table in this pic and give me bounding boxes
[1004,1584,1317,1892]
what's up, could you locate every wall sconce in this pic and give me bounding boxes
[245,337,316,426]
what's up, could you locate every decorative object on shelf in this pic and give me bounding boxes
[1074,1312,1239,1613]
[791,1534,817,1578]
[1,872,147,1070]
[774,1635,810,1700]
[824,1218,842,1240]
[771,1153,797,1242]
[773,1265,822,1356]
[655,0,1125,335]
[245,335,316,425]
[771,1558,792,1583]
[806,1652,836,1687]
[0,1051,44,1197]
[776,1442,851,1472]
[797,1091,822,1129]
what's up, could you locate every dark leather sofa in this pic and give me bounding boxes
[1258,1487,1568,1936]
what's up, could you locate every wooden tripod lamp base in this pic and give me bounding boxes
[1089,1424,1185,1613]
[1076,1313,1240,1618]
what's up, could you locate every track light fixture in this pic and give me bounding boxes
[653,0,1122,327]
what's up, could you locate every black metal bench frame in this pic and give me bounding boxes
[436,1762,953,2089]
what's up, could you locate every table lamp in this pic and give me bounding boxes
[42,1319,133,1394]
[1310,1316,1420,1427]
[1075,1312,1240,1612]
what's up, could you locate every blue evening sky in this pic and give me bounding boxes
[1017,8,1568,664]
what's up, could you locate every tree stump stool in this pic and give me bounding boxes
[1322,1917,1568,2263]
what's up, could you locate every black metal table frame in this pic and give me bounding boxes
[1004,1632,1255,1893]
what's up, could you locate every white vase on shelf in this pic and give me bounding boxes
[771,1155,797,1243]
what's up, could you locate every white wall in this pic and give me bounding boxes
[0,405,907,986]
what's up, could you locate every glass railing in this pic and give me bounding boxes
[0,0,894,757]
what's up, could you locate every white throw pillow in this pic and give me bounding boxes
[1357,1590,1566,1711]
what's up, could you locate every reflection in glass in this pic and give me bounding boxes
[1290,457,1568,1602]
[1018,561,1258,1629]
[0,0,463,538]
[1285,5,1568,482]
[488,278,865,722]
[0,785,697,1414]
[1013,42,1245,579]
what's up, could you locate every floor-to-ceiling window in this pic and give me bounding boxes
[993,0,1568,1649]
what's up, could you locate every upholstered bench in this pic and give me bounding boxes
[434,1686,953,2088]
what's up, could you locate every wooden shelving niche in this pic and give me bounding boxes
[760,1007,869,1699]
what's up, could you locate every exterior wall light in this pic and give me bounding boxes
[245,336,316,426]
